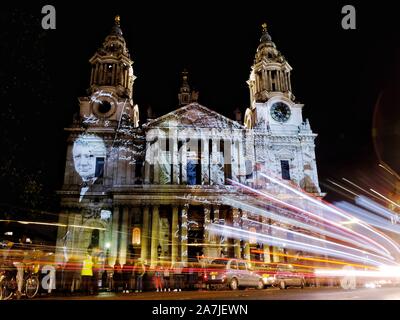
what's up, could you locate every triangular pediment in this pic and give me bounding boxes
[144,103,245,130]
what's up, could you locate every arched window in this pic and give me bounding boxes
[132,227,141,245]
[90,229,100,247]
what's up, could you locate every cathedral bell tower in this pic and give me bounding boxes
[244,23,301,132]
[79,15,139,128]
[245,23,322,195]
[248,23,294,105]
[178,69,199,106]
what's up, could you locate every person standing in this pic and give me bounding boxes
[113,259,122,293]
[92,252,101,295]
[122,259,133,293]
[81,252,93,295]
[154,262,164,292]
[163,262,171,292]
[135,258,145,292]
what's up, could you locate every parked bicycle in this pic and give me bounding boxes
[0,264,40,300]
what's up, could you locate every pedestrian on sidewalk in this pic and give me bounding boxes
[154,262,164,292]
[81,251,94,295]
[135,258,146,292]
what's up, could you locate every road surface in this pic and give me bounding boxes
[37,286,400,300]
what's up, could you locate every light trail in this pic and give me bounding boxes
[0,219,106,231]
[229,179,393,258]
[315,266,400,279]
[355,195,398,219]
[257,173,400,257]
[249,249,379,270]
[326,179,359,197]
[342,177,383,202]
[237,217,395,265]
[208,223,398,267]
[221,196,388,257]
[370,188,400,210]
[335,201,400,238]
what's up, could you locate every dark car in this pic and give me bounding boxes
[274,264,306,289]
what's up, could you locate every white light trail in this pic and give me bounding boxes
[230,179,392,257]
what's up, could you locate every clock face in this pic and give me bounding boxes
[98,100,112,114]
[270,102,291,123]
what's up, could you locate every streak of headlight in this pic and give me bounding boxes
[258,174,398,257]
[379,162,400,180]
[249,249,379,270]
[335,201,400,251]
[222,196,386,256]
[326,179,358,197]
[315,267,400,278]
[222,197,390,257]
[0,219,106,231]
[230,179,392,257]
[336,201,400,232]
[370,188,400,210]
[379,163,396,176]
[238,217,394,264]
[342,178,383,202]
[208,224,397,266]
[355,195,398,219]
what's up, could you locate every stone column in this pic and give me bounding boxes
[124,69,128,88]
[238,137,246,183]
[267,70,272,91]
[242,211,251,262]
[150,206,159,267]
[90,66,94,86]
[212,206,220,257]
[119,207,129,265]
[125,155,131,185]
[281,71,286,92]
[276,70,282,91]
[94,64,99,84]
[232,138,240,182]
[277,71,282,91]
[211,138,219,185]
[103,65,107,85]
[201,137,210,184]
[232,208,241,259]
[262,70,267,91]
[181,139,187,184]
[261,216,271,263]
[172,133,179,184]
[110,207,120,265]
[97,64,102,84]
[203,205,211,257]
[171,206,179,263]
[110,64,115,85]
[153,138,160,184]
[144,141,151,184]
[180,204,189,266]
[141,206,150,263]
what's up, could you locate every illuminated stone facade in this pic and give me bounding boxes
[56,18,322,267]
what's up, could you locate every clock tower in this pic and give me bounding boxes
[244,23,322,195]
[80,15,139,129]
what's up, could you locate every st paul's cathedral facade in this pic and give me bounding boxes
[56,17,323,267]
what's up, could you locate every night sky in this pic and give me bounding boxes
[0,1,399,211]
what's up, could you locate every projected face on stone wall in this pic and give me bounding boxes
[73,135,106,182]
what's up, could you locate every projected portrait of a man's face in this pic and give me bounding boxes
[72,135,106,182]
